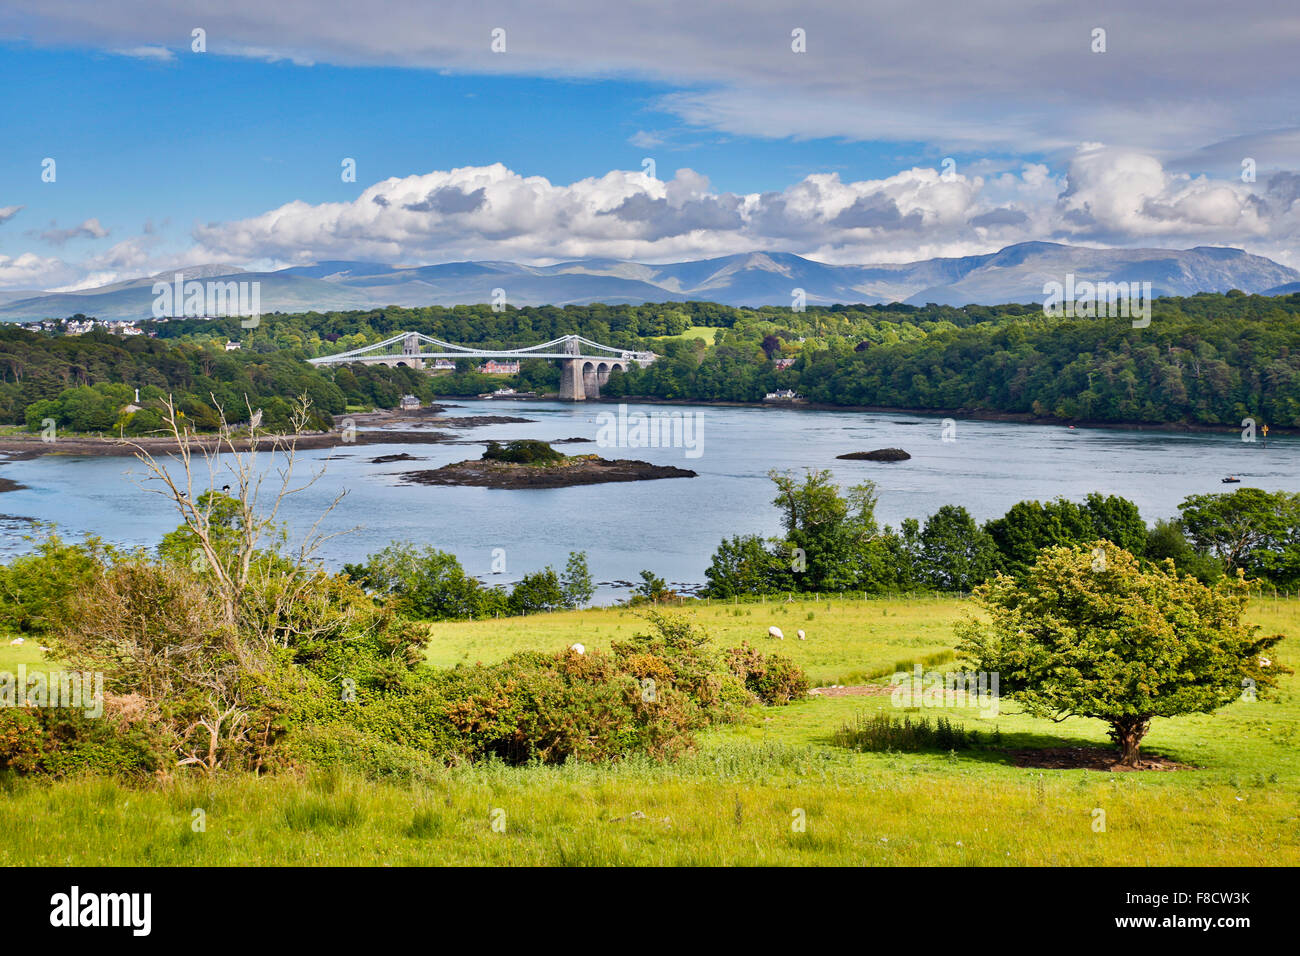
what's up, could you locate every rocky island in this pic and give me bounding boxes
[399,439,696,489]
[836,448,912,462]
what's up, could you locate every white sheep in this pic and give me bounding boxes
[570,643,585,655]
[796,629,806,640]
[8,637,24,646]
[768,626,784,640]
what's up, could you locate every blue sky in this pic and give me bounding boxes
[0,44,979,239]
[1,1,1298,289]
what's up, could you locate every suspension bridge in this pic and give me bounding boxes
[307,333,657,400]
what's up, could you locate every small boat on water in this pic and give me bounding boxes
[1222,476,1242,483]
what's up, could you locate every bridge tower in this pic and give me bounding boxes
[558,336,586,401]
[402,333,424,370]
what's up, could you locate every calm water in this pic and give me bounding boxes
[1,400,1296,602]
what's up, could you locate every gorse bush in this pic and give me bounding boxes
[725,642,809,704]
[284,610,805,769]
[0,703,168,778]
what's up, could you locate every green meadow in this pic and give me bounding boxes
[2,594,1297,866]
[654,325,720,345]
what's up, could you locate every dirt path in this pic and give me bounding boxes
[809,684,893,698]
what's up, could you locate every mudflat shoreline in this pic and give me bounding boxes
[0,428,459,462]
[0,405,536,465]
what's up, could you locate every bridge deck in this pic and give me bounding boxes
[309,352,635,364]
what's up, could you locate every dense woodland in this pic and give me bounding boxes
[0,326,423,433]
[5,290,1300,430]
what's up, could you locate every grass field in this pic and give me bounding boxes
[2,594,1297,866]
[654,325,720,345]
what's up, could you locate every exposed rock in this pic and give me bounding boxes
[837,447,911,462]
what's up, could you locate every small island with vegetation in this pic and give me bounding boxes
[399,439,697,489]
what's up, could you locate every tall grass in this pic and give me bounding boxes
[832,712,987,752]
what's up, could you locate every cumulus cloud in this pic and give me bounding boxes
[0,253,74,289]
[1054,147,1271,243]
[188,162,1002,266]
[7,150,1300,290]
[181,151,1300,270]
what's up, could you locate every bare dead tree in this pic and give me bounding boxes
[125,392,355,645]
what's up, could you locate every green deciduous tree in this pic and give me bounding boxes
[957,541,1285,766]
[769,469,879,593]
[702,534,791,598]
[344,543,492,620]
[1179,487,1300,587]
[916,505,999,591]
[561,551,594,608]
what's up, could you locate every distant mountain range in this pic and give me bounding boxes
[3,242,1298,322]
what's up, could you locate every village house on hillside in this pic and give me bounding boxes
[481,360,520,374]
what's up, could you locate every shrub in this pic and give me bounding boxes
[482,439,564,464]
[0,705,168,777]
[726,642,810,704]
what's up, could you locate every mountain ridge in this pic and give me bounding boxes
[2,242,1297,322]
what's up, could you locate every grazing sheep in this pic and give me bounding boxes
[768,626,784,640]
[796,629,806,640]
[8,637,24,646]
[570,643,585,655]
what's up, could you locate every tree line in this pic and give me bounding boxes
[9,290,1300,430]
[700,470,1300,597]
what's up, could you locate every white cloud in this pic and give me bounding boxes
[0,205,22,225]
[0,253,73,289]
[111,45,174,62]
[6,150,1299,290]
[1055,146,1271,241]
[182,151,1300,270]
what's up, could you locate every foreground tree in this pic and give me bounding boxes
[957,541,1285,766]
